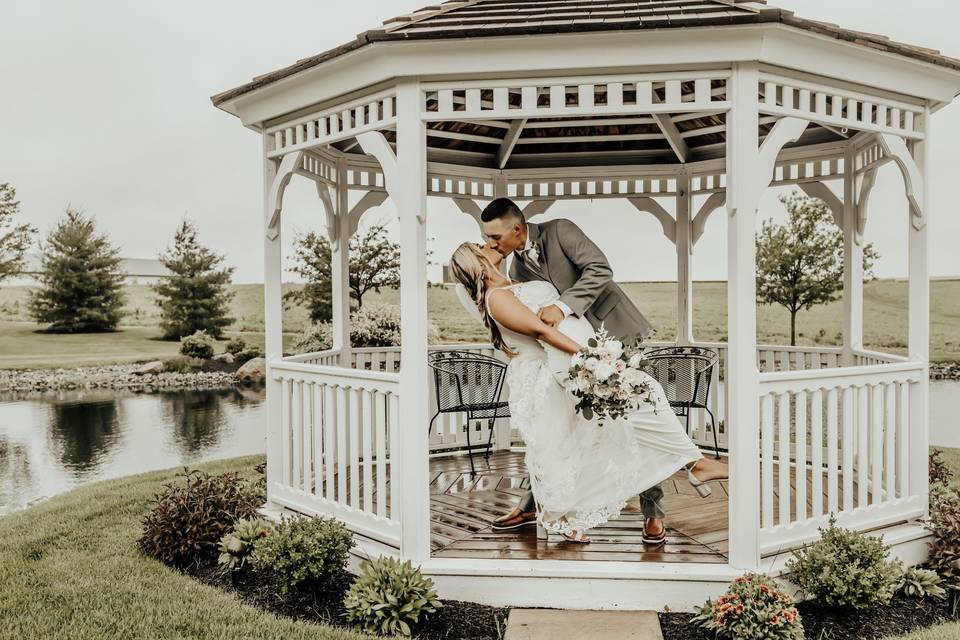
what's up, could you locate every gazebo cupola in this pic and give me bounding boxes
[213,0,960,610]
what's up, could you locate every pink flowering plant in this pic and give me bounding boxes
[693,573,804,640]
[565,326,658,422]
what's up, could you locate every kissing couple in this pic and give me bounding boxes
[448,198,728,545]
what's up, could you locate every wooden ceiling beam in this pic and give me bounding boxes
[497,118,527,168]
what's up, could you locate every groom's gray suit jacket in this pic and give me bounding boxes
[509,219,653,346]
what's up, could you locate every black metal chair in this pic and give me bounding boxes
[641,346,722,459]
[427,350,510,474]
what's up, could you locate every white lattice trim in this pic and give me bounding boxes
[266,90,397,158]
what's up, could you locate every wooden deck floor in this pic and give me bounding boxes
[428,450,731,563]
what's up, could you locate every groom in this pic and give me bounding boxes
[481,198,669,545]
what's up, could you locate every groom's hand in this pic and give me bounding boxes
[538,305,565,327]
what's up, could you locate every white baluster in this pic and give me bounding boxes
[312,383,323,496]
[349,387,361,509]
[281,378,292,486]
[811,390,824,517]
[337,386,348,504]
[778,393,791,526]
[897,382,910,498]
[324,384,336,501]
[389,393,401,521]
[376,391,388,518]
[761,394,775,528]
[827,388,840,513]
[884,383,896,502]
[795,391,807,521]
[857,386,869,508]
[362,389,374,513]
[842,387,854,511]
[871,384,884,504]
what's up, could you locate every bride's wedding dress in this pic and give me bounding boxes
[489,280,703,535]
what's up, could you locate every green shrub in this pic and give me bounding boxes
[250,516,353,594]
[930,449,955,489]
[927,489,960,613]
[344,556,441,637]
[180,330,216,359]
[139,470,260,566]
[162,355,202,373]
[225,336,247,356]
[898,566,947,600]
[692,573,802,640]
[218,517,274,571]
[292,303,440,354]
[786,516,903,610]
[237,345,263,362]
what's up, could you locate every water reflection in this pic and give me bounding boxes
[48,398,120,473]
[0,387,266,515]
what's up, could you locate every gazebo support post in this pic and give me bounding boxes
[842,143,864,367]
[675,171,694,346]
[908,108,931,505]
[262,133,284,502]
[395,80,432,562]
[332,158,352,365]
[724,62,763,571]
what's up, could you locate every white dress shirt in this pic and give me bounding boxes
[519,235,573,318]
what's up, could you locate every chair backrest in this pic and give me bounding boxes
[641,346,719,409]
[428,350,507,413]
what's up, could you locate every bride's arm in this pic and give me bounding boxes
[488,289,582,355]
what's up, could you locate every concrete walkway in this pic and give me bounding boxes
[504,609,664,640]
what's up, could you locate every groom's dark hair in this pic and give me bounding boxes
[481,197,524,225]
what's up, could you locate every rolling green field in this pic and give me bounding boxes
[2,278,960,369]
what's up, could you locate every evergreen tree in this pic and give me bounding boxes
[28,207,126,332]
[0,182,36,284]
[153,220,235,340]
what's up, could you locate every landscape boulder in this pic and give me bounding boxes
[213,352,235,364]
[134,361,164,376]
[236,357,266,383]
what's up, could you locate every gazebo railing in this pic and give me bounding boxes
[756,361,927,555]
[268,360,401,548]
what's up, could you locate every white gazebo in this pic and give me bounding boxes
[213,0,960,610]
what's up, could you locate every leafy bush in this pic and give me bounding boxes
[250,516,354,594]
[344,556,441,637]
[179,330,216,359]
[898,566,947,600]
[225,336,247,356]
[224,337,263,362]
[786,517,903,610]
[292,303,440,353]
[218,517,274,571]
[930,449,955,489]
[927,489,960,613]
[162,355,202,373]
[693,573,803,640]
[139,470,260,566]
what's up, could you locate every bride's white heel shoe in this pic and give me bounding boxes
[687,460,719,498]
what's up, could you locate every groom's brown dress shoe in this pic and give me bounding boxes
[492,507,537,531]
[642,517,666,545]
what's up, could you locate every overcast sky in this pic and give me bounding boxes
[3,1,959,283]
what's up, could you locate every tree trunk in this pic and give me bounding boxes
[790,309,797,346]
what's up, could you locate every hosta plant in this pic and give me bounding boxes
[139,470,260,566]
[786,516,903,610]
[897,566,947,600]
[344,556,442,637]
[218,517,274,571]
[249,515,354,594]
[693,573,803,640]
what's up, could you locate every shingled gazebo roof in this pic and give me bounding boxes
[211,0,960,108]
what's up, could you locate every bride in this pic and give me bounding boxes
[449,242,728,542]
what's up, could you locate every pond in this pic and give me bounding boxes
[0,386,266,515]
[0,381,957,517]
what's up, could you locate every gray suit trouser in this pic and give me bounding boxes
[516,485,666,520]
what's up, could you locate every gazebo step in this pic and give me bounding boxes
[504,609,663,640]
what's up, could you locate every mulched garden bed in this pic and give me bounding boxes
[186,560,509,640]
[660,594,955,640]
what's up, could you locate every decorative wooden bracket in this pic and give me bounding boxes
[356,131,426,223]
[348,191,390,237]
[453,198,483,232]
[522,199,554,220]
[317,182,338,243]
[877,133,925,229]
[692,192,726,248]
[855,168,877,245]
[628,196,676,244]
[751,117,810,208]
[265,150,304,240]
[799,181,844,229]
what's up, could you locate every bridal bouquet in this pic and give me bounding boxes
[564,327,658,423]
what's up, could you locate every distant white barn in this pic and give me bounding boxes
[213,0,960,610]
[9,254,170,286]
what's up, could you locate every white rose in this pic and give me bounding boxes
[594,361,615,382]
[628,353,644,369]
[570,352,584,367]
[577,373,592,392]
[603,340,624,359]
[584,357,600,371]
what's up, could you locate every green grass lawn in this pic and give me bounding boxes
[3,278,960,368]
[0,455,379,640]
[884,622,960,640]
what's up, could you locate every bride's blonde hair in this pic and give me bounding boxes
[449,242,515,355]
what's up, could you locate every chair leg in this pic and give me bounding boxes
[484,419,495,460]
[427,412,439,436]
[706,408,720,459]
[465,420,476,476]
